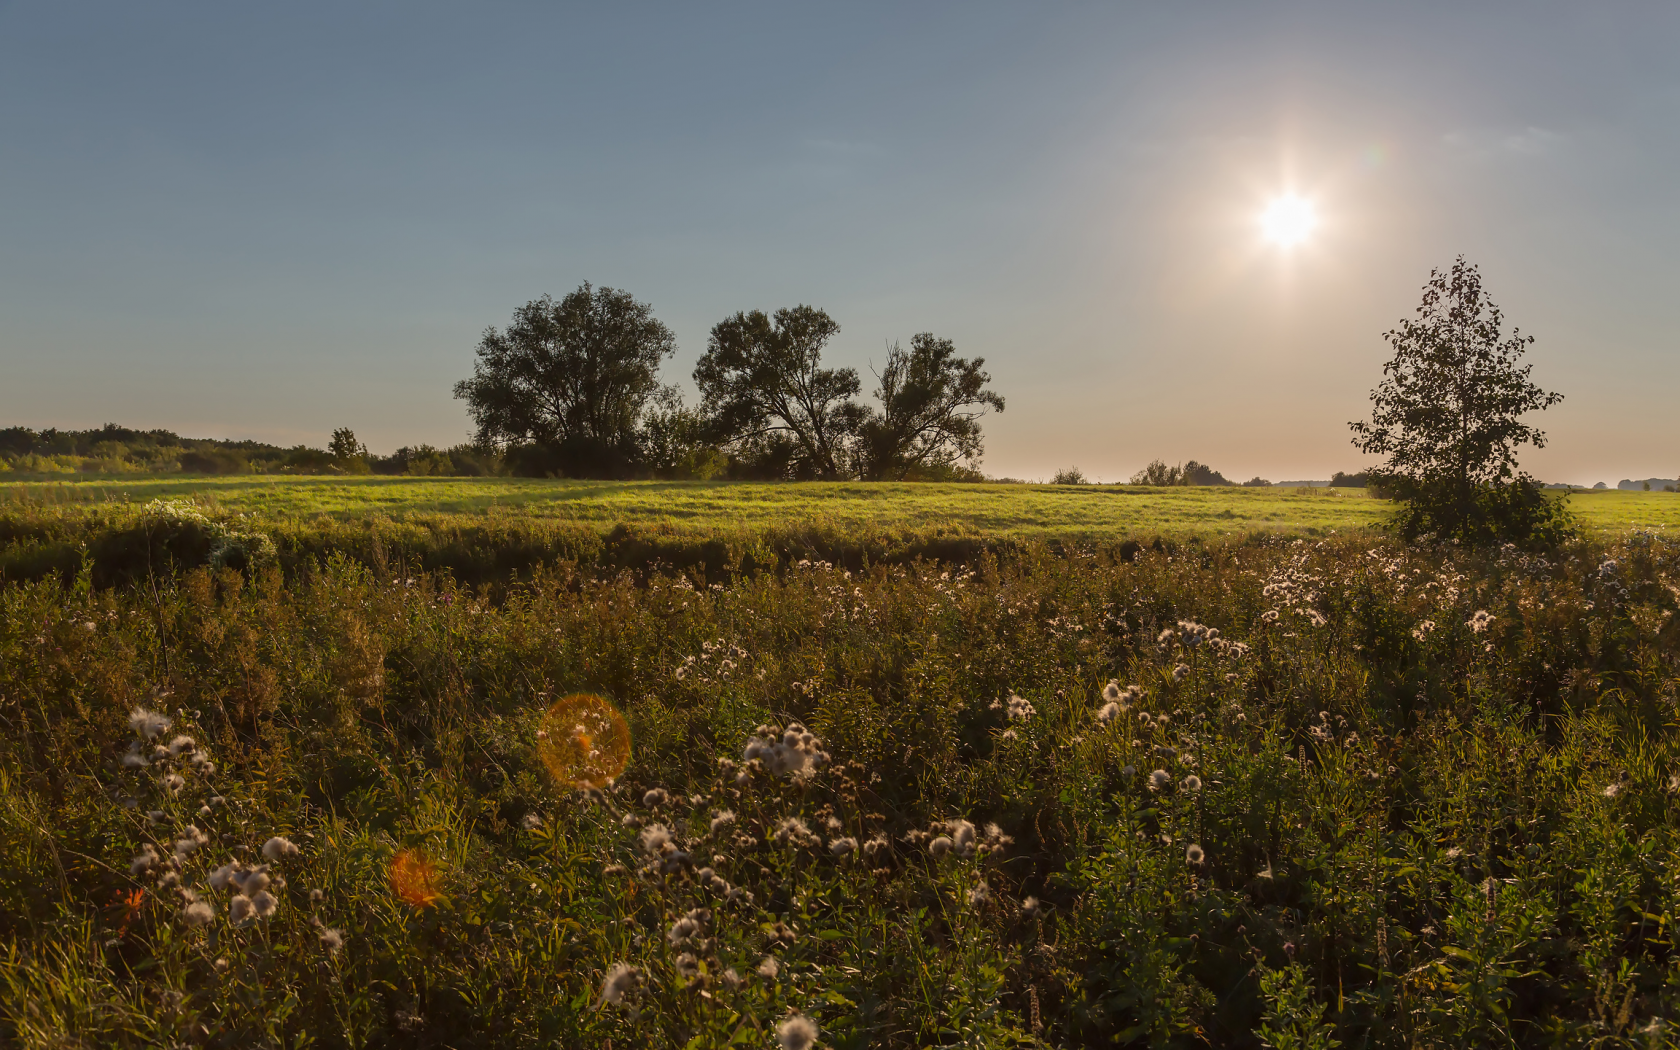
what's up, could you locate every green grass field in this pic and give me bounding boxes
[5,474,1676,538]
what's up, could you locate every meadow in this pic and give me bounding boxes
[1,485,1679,1047]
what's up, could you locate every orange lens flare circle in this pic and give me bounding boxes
[390,849,441,908]
[538,693,631,789]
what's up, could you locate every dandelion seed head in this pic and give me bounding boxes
[639,823,672,855]
[1096,701,1121,724]
[261,836,299,861]
[757,955,781,979]
[1149,769,1171,792]
[1182,775,1202,793]
[1021,895,1040,917]
[129,708,172,740]
[228,894,256,926]
[776,1014,819,1050]
[162,773,186,795]
[710,809,736,833]
[929,836,952,858]
[599,962,641,1006]
[829,836,856,857]
[1186,843,1205,865]
[318,927,344,953]
[180,899,214,926]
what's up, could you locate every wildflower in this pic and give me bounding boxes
[673,952,700,978]
[1467,610,1493,634]
[776,1014,819,1050]
[642,788,669,808]
[742,722,829,778]
[129,708,172,740]
[1149,769,1171,792]
[130,844,160,875]
[121,751,149,769]
[710,810,736,834]
[1096,701,1121,724]
[1006,694,1035,721]
[1186,843,1205,865]
[173,825,210,858]
[721,967,742,989]
[1021,896,1040,917]
[1603,782,1621,799]
[229,894,256,926]
[999,729,1018,741]
[775,817,817,847]
[667,914,701,945]
[309,888,325,903]
[948,819,977,857]
[639,823,672,855]
[829,836,856,857]
[1182,775,1202,793]
[1103,680,1122,702]
[318,927,345,953]
[1443,847,1463,860]
[1172,664,1190,682]
[862,834,890,859]
[967,880,990,906]
[757,956,781,979]
[929,836,953,858]
[180,897,215,927]
[1121,764,1136,778]
[167,735,196,757]
[162,773,185,796]
[233,866,271,895]
[262,836,299,861]
[209,863,239,891]
[598,962,641,1006]
[1411,620,1436,642]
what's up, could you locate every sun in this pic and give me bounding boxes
[1259,194,1316,248]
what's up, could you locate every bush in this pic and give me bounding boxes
[1050,466,1087,485]
[1381,473,1576,548]
[179,449,249,474]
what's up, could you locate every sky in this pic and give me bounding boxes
[2,2,1676,484]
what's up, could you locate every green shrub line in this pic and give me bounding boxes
[0,501,1269,592]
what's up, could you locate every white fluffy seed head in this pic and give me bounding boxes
[261,836,299,861]
[599,962,641,1006]
[128,708,172,740]
[776,1014,819,1050]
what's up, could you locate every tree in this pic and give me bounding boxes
[454,284,676,478]
[1350,257,1568,543]
[855,334,1004,480]
[693,306,863,480]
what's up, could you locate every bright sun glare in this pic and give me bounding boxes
[1259,195,1316,248]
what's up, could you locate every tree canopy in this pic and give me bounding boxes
[1350,257,1567,542]
[454,284,676,477]
[856,334,1004,481]
[693,306,864,480]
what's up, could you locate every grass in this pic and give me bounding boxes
[4,475,1674,540]
[3,484,1680,1046]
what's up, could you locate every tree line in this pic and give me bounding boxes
[452,284,1005,481]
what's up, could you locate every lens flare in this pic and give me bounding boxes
[538,693,631,789]
[389,849,441,908]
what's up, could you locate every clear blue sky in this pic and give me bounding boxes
[2,2,1676,483]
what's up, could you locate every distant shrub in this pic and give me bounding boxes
[179,449,249,474]
[1242,476,1272,487]
[1130,459,1240,485]
[1050,466,1087,485]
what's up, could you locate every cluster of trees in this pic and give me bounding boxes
[453,284,1005,481]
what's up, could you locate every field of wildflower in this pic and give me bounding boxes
[3,499,1680,1047]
